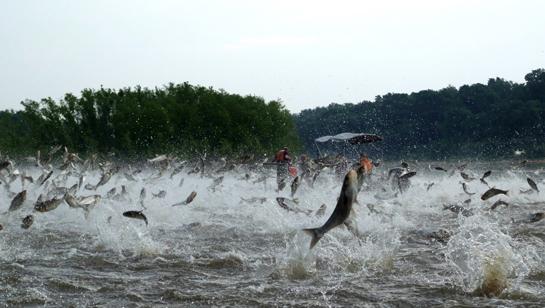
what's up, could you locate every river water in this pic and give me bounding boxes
[1,160,544,307]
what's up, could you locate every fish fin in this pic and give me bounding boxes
[344,221,358,237]
[303,228,322,249]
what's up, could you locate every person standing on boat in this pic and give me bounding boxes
[273,147,291,190]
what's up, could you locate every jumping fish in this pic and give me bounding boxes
[9,190,27,212]
[240,197,267,204]
[40,170,53,186]
[106,187,117,198]
[490,200,509,210]
[457,163,468,171]
[78,175,85,190]
[123,210,148,226]
[172,191,197,206]
[399,171,416,180]
[303,170,359,249]
[34,197,64,212]
[311,170,321,187]
[21,215,34,229]
[148,154,168,164]
[170,163,186,179]
[480,170,491,186]
[426,182,435,191]
[68,183,78,195]
[0,161,11,171]
[152,190,167,199]
[481,188,508,201]
[64,193,80,209]
[94,170,112,190]
[527,177,539,193]
[275,197,311,215]
[278,178,287,191]
[443,204,473,217]
[462,183,475,195]
[528,212,545,223]
[460,172,475,182]
[290,176,300,197]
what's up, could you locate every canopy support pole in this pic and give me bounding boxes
[314,142,322,158]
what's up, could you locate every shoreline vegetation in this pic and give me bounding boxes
[295,68,545,160]
[0,83,300,160]
[1,69,544,160]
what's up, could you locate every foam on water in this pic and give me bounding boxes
[1,161,545,305]
[445,214,531,296]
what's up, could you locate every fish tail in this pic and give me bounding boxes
[144,217,148,226]
[303,228,323,249]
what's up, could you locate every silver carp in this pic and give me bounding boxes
[303,170,359,249]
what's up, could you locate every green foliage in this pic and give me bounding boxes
[294,68,545,159]
[0,83,300,158]
[2,69,543,160]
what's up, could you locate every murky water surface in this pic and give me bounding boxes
[1,160,545,307]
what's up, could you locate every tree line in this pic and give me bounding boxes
[0,83,300,159]
[1,69,543,160]
[294,69,545,160]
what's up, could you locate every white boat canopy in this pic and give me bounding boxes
[315,132,382,145]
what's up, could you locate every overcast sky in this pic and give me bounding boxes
[1,0,544,113]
